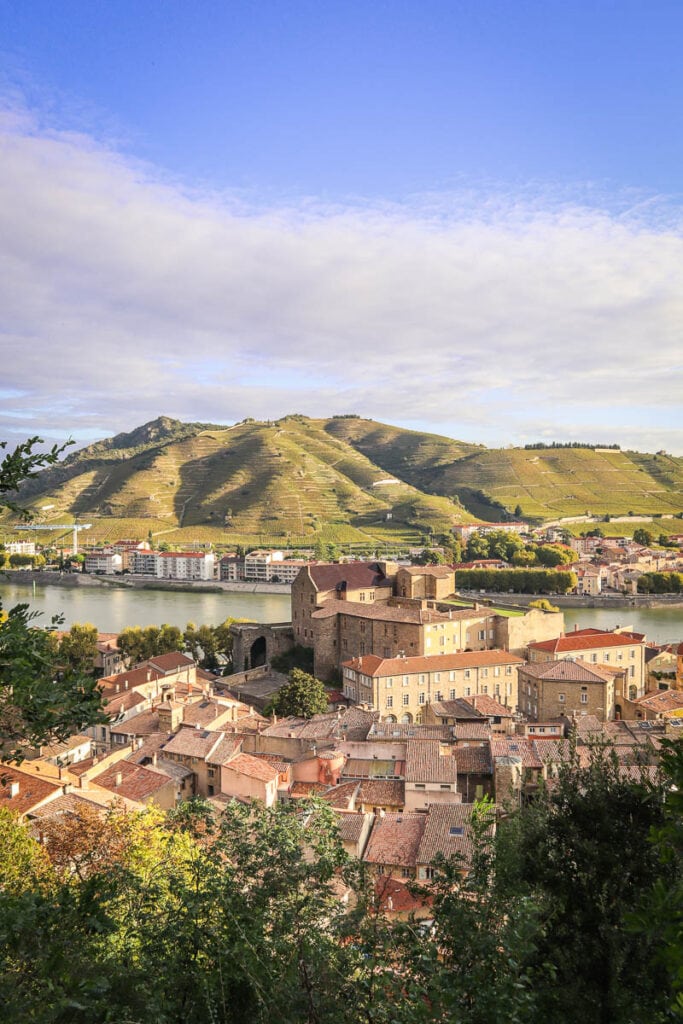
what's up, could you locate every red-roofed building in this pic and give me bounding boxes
[343,649,524,723]
[528,626,646,698]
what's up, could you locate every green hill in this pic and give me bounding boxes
[3,417,682,548]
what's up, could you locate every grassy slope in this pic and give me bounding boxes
[3,418,682,547]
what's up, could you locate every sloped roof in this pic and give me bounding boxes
[364,812,427,867]
[452,745,492,774]
[307,562,392,592]
[405,740,457,784]
[520,659,615,683]
[91,760,171,802]
[462,694,514,718]
[223,753,279,783]
[343,649,524,678]
[0,767,61,816]
[416,803,494,866]
[529,631,645,654]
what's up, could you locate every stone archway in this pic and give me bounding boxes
[250,635,267,668]
[230,622,295,672]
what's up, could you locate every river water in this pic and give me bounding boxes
[0,582,291,632]
[0,581,681,644]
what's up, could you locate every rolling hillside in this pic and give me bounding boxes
[3,416,682,548]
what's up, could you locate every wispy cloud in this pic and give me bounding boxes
[1,101,682,453]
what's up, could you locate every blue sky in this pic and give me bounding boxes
[0,0,681,453]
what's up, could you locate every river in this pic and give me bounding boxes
[0,581,291,632]
[0,581,681,644]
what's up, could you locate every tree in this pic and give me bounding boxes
[495,745,673,1024]
[634,527,655,546]
[0,438,105,761]
[266,669,329,718]
[58,623,99,674]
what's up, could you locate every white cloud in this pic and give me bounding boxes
[1,102,682,453]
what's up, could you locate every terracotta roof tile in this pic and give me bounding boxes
[416,803,494,867]
[344,649,523,677]
[452,745,492,774]
[405,740,458,784]
[224,753,279,783]
[307,562,392,593]
[529,632,645,654]
[91,760,171,802]
[364,812,427,867]
[0,767,62,816]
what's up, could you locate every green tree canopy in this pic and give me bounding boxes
[266,668,329,718]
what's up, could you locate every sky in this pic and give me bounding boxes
[1,0,682,455]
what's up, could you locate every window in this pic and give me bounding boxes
[591,653,598,662]
[580,693,588,704]
[420,675,426,684]
[360,621,366,633]
[434,691,442,702]
[386,678,393,688]
[440,784,451,791]
[481,668,488,678]
[419,692,425,705]
[207,767,216,778]
[359,592,366,601]
[403,676,410,686]
[465,687,471,696]
[386,696,393,708]
[439,636,445,646]
[478,630,485,640]
[558,693,565,702]
[449,671,456,681]
[415,783,426,790]
[464,670,471,679]
[403,694,410,706]
[434,673,441,682]
[505,665,512,675]
[449,826,464,836]
[449,688,456,700]
[494,667,500,677]
[604,653,610,661]
[481,685,488,694]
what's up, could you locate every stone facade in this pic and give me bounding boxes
[492,608,565,657]
[230,622,295,672]
[343,650,524,722]
[291,562,395,646]
[313,600,492,681]
[518,659,618,722]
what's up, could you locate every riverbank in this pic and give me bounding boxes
[457,589,683,610]
[2,570,291,596]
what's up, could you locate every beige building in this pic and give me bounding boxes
[394,566,456,601]
[341,649,524,722]
[518,659,618,722]
[527,627,646,699]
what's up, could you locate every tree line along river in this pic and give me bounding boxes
[0,580,681,645]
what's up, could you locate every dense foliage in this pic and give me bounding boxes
[265,668,330,718]
[455,567,577,594]
[0,439,105,760]
[637,572,683,594]
[0,744,680,1024]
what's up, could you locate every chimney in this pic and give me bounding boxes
[115,772,123,787]
[79,776,89,790]
[9,781,19,798]
[147,670,151,682]
[152,752,158,767]
[124,679,129,690]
